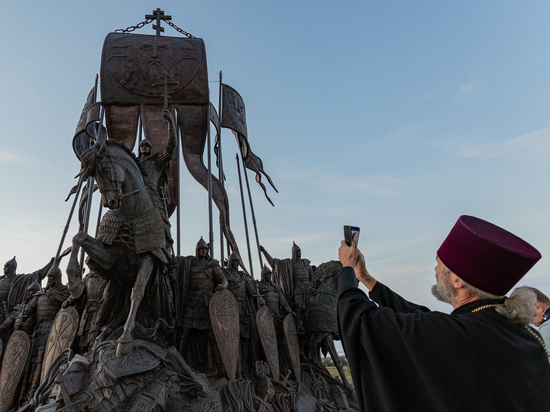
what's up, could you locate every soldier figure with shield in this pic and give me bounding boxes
[224,252,260,378]
[178,238,228,378]
[257,264,294,378]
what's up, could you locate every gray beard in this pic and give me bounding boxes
[431,273,456,305]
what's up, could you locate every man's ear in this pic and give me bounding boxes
[451,273,464,291]
[535,301,545,314]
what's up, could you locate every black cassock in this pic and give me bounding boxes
[336,266,550,412]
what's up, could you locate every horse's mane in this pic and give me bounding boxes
[311,260,341,289]
[80,139,147,178]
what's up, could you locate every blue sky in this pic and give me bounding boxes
[1,1,550,316]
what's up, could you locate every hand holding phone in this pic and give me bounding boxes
[344,225,360,248]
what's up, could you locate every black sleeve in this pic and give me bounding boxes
[369,282,431,314]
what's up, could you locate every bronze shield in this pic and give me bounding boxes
[256,306,279,381]
[209,289,239,380]
[283,314,301,382]
[0,331,31,412]
[41,306,79,382]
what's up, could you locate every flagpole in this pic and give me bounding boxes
[218,71,225,263]
[176,114,181,256]
[79,74,99,273]
[56,175,84,261]
[94,104,106,237]
[236,154,254,277]
[243,161,264,268]
[207,103,214,256]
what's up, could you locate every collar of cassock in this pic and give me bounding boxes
[451,298,506,315]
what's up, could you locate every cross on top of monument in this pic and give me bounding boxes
[145,8,172,36]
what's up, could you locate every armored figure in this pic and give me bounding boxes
[257,265,293,374]
[0,256,54,344]
[21,264,69,398]
[179,238,228,376]
[224,252,259,378]
[63,270,106,353]
[260,242,314,334]
[138,108,177,247]
[0,282,40,337]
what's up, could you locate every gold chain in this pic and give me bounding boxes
[471,304,501,313]
[525,326,550,359]
[470,304,550,358]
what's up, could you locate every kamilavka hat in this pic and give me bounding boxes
[437,215,541,296]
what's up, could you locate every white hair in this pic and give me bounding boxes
[462,280,504,301]
[495,287,537,326]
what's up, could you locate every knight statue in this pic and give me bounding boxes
[224,252,260,378]
[137,108,177,248]
[257,264,293,375]
[63,269,106,354]
[20,264,69,399]
[0,256,54,345]
[177,237,228,377]
[260,242,314,334]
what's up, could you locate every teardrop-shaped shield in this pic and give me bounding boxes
[256,306,279,381]
[283,313,301,382]
[0,331,31,412]
[41,306,79,382]
[209,288,239,380]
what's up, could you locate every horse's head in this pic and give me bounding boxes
[79,142,126,210]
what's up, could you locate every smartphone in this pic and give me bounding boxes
[344,225,360,247]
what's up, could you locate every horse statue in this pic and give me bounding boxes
[305,260,355,396]
[67,131,175,356]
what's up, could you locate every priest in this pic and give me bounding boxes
[337,215,550,411]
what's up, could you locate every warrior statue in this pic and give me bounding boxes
[257,264,293,374]
[178,237,228,377]
[0,282,40,406]
[260,242,314,334]
[137,108,177,248]
[0,282,40,336]
[306,260,354,395]
[20,264,69,399]
[224,252,259,378]
[0,256,54,344]
[63,269,106,354]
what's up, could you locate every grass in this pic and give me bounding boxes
[326,365,353,386]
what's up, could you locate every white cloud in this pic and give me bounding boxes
[453,83,474,102]
[284,168,406,199]
[0,149,21,162]
[445,127,550,159]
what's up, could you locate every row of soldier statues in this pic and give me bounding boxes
[0,240,352,410]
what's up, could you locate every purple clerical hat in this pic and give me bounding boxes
[437,215,541,296]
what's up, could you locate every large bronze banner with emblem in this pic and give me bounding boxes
[209,288,239,381]
[40,306,79,382]
[100,32,242,259]
[0,331,30,412]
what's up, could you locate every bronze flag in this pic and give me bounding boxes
[97,32,242,258]
[220,84,278,206]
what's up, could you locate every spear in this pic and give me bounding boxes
[55,175,84,261]
[207,104,214,256]
[236,154,254,277]
[243,157,264,267]
[79,74,100,273]
[218,71,225,263]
